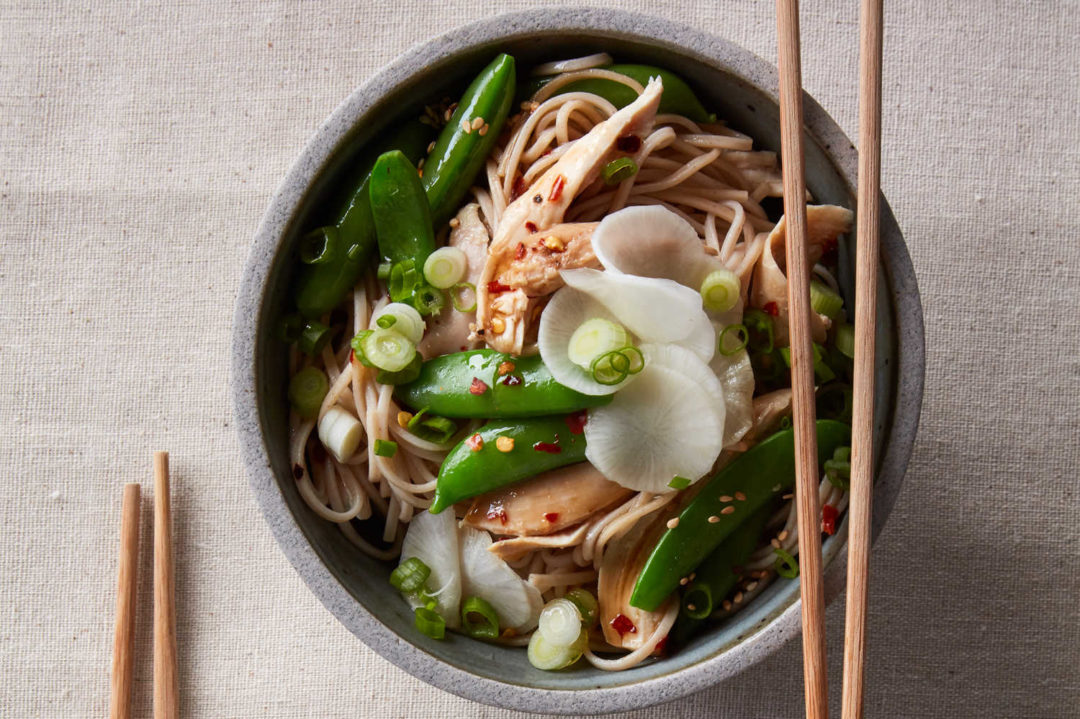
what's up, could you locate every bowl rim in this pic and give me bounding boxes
[232,7,925,714]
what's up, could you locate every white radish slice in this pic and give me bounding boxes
[460,527,543,633]
[585,362,725,492]
[591,205,727,291]
[531,52,613,77]
[710,344,756,448]
[640,343,726,419]
[399,510,462,628]
[560,269,715,362]
[537,285,632,396]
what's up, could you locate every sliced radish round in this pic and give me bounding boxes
[584,361,725,492]
[399,510,462,629]
[459,527,543,633]
[710,345,755,448]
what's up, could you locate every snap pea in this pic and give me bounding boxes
[671,504,771,644]
[369,150,437,270]
[429,415,587,514]
[395,350,612,418]
[630,420,850,611]
[525,64,713,123]
[423,53,516,227]
[294,119,434,319]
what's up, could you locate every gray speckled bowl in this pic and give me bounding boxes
[233,8,924,715]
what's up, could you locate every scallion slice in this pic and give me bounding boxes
[774,547,800,579]
[450,282,477,313]
[288,367,329,419]
[668,476,692,490]
[564,588,598,628]
[537,598,583,647]
[809,280,844,319]
[372,302,425,344]
[718,323,749,356]
[373,439,398,458]
[423,247,468,289]
[527,628,586,670]
[743,309,774,353]
[375,354,422,386]
[824,445,852,490]
[277,312,303,344]
[567,318,629,370]
[461,596,500,640]
[589,350,630,385]
[601,157,638,185]
[360,328,416,373]
[389,556,431,593]
[779,343,836,383]
[834,322,855,359]
[298,226,339,265]
[414,607,446,639]
[682,582,713,619]
[376,262,392,281]
[620,346,645,374]
[412,286,446,316]
[298,320,332,356]
[700,269,740,313]
[388,260,422,303]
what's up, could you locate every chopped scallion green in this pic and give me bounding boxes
[360,328,416,372]
[809,280,844,319]
[699,269,740,313]
[414,607,446,639]
[461,596,500,640]
[834,322,855,359]
[774,547,799,579]
[450,282,477,313]
[298,226,339,265]
[423,247,468,289]
[718,323,749,355]
[298,320,332,356]
[668,476,692,490]
[824,445,851,490]
[601,157,638,185]
[389,556,431,593]
[682,583,712,619]
[376,314,397,329]
[288,366,329,419]
[373,439,398,458]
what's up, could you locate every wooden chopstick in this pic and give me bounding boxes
[774,2,828,718]
[153,451,180,719]
[842,1,884,717]
[110,484,141,719]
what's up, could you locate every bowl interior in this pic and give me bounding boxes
[244,19,913,710]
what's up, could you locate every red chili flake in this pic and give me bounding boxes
[524,221,538,234]
[655,635,669,655]
[292,464,304,480]
[486,504,508,525]
[610,614,637,636]
[763,301,780,317]
[349,349,355,363]
[465,433,484,452]
[469,377,489,395]
[616,134,642,153]
[514,242,526,260]
[532,441,562,454]
[543,512,559,523]
[511,175,527,200]
[564,410,587,435]
[501,374,522,386]
[548,174,566,202]
[822,504,838,535]
[487,280,512,294]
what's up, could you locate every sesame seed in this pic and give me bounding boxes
[444,108,453,122]
[746,581,759,591]
[778,530,789,541]
[719,495,733,502]
[461,118,471,133]
[721,506,736,515]
[397,411,413,428]
[689,573,695,581]
[417,158,425,170]
[679,576,689,586]
[448,218,460,228]
[666,517,680,529]
[771,538,781,549]
[478,123,489,136]
[734,491,747,501]
[471,116,484,130]
[427,140,436,153]
[734,592,744,604]
[772,483,782,492]
[707,515,720,523]
[686,603,696,611]
[495,436,515,453]
[782,493,794,500]
[722,600,732,611]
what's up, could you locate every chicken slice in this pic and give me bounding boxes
[597,512,673,651]
[477,78,664,354]
[463,462,632,537]
[750,204,853,346]
[418,203,488,359]
[487,524,590,562]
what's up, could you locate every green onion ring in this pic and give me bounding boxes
[718,324,749,356]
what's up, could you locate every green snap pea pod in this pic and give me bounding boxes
[525,64,713,123]
[395,349,612,418]
[294,120,433,319]
[429,415,587,514]
[369,150,437,269]
[423,54,516,227]
[671,504,772,645]
[630,420,851,611]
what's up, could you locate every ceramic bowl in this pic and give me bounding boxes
[232,8,924,714]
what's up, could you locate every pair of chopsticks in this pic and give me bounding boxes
[110,452,180,719]
[774,1,882,718]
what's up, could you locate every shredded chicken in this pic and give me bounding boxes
[750,204,853,346]
[463,462,632,537]
[476,78,664,354]
[597,511,673,651]
[418,203,488,359]
[487,524,590,562]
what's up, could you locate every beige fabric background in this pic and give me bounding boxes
[2,1,1077,717]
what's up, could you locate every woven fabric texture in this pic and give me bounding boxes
[2,1,1077,717]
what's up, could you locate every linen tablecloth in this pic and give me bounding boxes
[2,1,1077,716]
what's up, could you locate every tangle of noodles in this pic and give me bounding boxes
[285,63,847,671]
